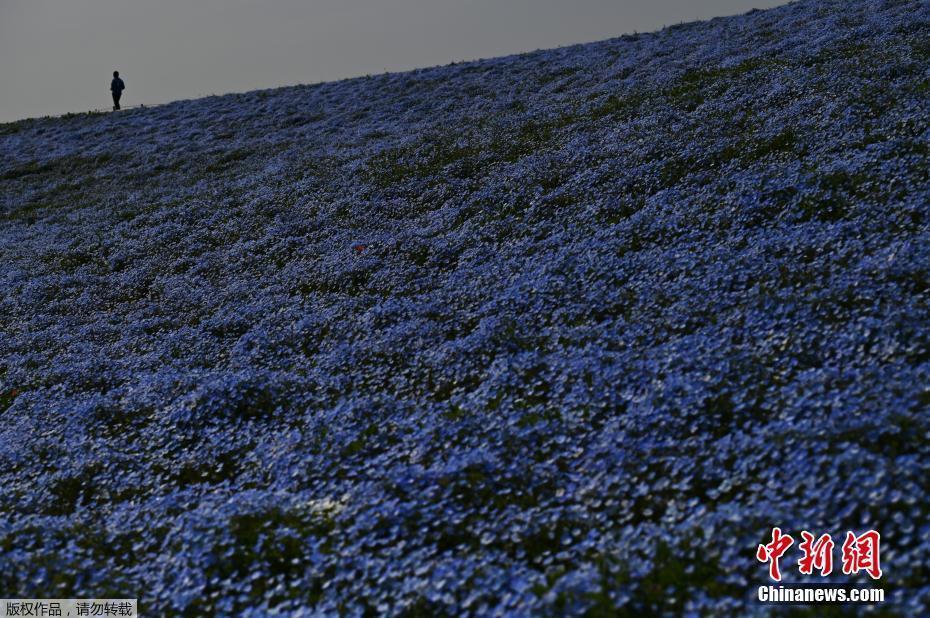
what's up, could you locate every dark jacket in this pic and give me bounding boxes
[111,77,125,93]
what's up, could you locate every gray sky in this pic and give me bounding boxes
[0,0,789,123]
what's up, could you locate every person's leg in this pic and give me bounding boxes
[112,93,121,110]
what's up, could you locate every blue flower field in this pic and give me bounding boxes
[1,0,928,614]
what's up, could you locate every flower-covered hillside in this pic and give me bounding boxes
[1,0,929,615]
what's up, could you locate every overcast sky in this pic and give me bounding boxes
[0,0,790,123]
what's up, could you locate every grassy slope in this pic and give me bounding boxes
[1,0,929,615]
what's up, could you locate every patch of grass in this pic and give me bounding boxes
[803,41,873,68]
[204,147,252,173]
[658,155,693,189]
[491,117,566,163]
[0,389,18,413]
[41,248,108,274]
[910,37,930,61]
[742,128,801,163]
[46,466,102,516]
[204,148,252,173]
[537,66,579,86]
[0,121,25,136]
[370,140,483,187]
[665,56,772,111]
[596,196,645,225]
[2,160,54,181]
[796,193,848,223]
[296,268,372,297]
[589,92,646,121]
[1,154,108,181]
[367,106,587,189]
[61,110,107,121]
[170,449,244,487]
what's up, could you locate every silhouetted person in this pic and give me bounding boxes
[111,71,125,110]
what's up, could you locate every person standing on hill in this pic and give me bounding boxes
[110,71,125,110]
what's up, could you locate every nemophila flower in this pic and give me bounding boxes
[0,0,928,615]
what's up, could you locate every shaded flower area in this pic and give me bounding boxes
[1,0,929,615]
